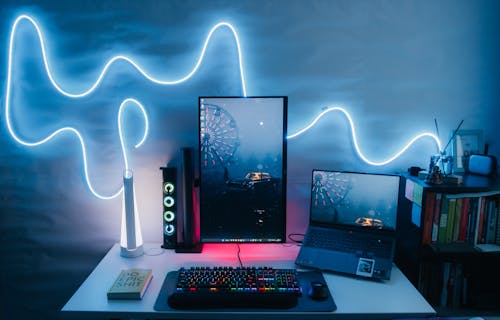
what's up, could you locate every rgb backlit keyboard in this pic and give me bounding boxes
[168,266,302,309]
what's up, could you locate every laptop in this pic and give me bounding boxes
[295,170,401,280]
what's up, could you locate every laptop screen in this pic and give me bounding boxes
[310,170,400,231]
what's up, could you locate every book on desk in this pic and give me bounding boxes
[107,268,153,300]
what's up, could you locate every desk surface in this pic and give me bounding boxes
[62,243,435,319]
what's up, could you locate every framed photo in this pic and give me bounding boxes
[451,129,484,173]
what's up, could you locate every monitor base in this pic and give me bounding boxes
[175,243,203,253]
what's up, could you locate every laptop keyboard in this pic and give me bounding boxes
[304,228,393,259]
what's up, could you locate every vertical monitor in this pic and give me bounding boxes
[199,96,287,242]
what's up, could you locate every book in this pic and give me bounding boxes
[445,198,457,244]
[475,198,486,245]
[422,192,436,244]
[431,193,442,243]
[495,199,500,245]
[484,199,495,243]
[107,268,153,300]
[438,198,450,243]
[452,198,462,242]
[440,262,451,307]
[467,198,479,245]
[489,199,498,243]
[458,197,469,242]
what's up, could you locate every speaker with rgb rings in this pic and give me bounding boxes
[161,167,177,249]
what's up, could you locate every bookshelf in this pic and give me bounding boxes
[396,173,500,314]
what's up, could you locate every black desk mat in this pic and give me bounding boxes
[154,270,337,312]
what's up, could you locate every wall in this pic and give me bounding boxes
[1,1,499,319]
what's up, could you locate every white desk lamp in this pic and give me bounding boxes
[120,169,144,257]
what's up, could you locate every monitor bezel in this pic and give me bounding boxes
[198,96,288,243]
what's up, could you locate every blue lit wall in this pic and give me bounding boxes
[1,1,499,319]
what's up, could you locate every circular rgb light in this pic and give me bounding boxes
[164,224,175,236]
[163,182,175,194]
[163,211,175,222]
[163,196,174,207]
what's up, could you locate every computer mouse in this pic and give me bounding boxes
[308,281,329,301]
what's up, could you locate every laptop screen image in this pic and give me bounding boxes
[310,170,400,231]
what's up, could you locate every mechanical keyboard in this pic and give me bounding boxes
[168,266,302,309]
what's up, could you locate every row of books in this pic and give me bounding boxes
[420,190,500,246]
[419,262,466,308]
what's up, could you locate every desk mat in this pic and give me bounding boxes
[154,270,337,312]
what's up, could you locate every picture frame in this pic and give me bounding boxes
[451,129,484,173]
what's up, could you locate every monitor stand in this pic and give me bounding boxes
[175,243,203,253]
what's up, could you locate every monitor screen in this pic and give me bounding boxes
[198,96,287,242]
[310,170,400,231]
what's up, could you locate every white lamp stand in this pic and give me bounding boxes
[120,169,144,258]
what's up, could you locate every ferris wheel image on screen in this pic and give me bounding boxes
[200,103,240,169]
[312,171,352,209]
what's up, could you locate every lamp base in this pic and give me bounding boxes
[120,245,144,258]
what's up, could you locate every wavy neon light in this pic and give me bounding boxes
[6,15,247,98]
[287,107,442,166]
[118,98,149,174]
[4,14,444,200]
[4,14,246,199]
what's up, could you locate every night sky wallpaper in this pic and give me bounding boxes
[1,1,499,319]
[199,97,286,242]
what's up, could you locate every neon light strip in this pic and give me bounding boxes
[4,14,444,199]
[287,106,442,166]
[6,15,247,97]
[4,15,245,199]
[118,98,149,174]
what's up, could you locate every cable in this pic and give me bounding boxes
[287,233,305,245]
[236,243,243,267]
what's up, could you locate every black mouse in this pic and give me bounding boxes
[308,281,329,301]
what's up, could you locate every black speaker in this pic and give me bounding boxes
[160,167,177,249]
[176,147,202,253]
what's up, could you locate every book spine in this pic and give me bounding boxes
[440,262,451,307]
[445,198,457,244]
[452,263,463,308]
[491,199,497,243]
[431,193,442,243]
[465,198,473,244]
[452,198,462,242]
[422,192,436,244]
[495,198,500,245]
[458,197,469,242]
[484,199,494,243]
[438,198,449,244]
[475,198,486,244]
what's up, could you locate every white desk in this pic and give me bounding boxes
[61,243,435,319]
